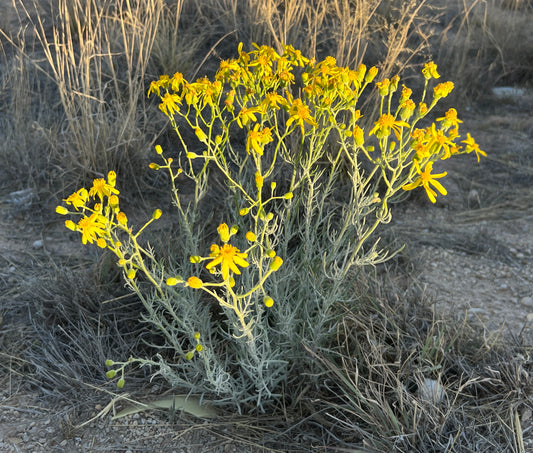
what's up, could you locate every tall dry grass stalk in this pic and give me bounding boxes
[200,0,433,73]
[29,0,164,182]
[437,0,533,101]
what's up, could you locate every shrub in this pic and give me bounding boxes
[56,43,484,412]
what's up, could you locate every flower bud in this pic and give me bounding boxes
[186,152,198,159]
[56,206,68,215]
[365,66,378,83]
[245,231,257,242]
[109,195,119,209]
[105,359,114,366]
[187,276,203,289]
[127,269,136,280]
[194,332,201,340]
[239,208,249,216]
[267,249,276,258]
[255,171,263,190]
[270,182,277,191]
[190,255,202,263]
[230,224,239,235]
[263,296,274,308]
[194,127,208,143]
[155,144,163,154]
[269,256,283,271]
[149,162,160,170]
[195,344,204,352]
[422,61,440,80]
[117,378,125,388]
[185,352,194,360]
[65,220,76,231]
[106,370,117,378]
[353,125,364,146]
[284,192,293,200]
[117,212,128,226]
[152,209,162,220]
[356,63,366,82]
[166,277,180,286]
[217,223,230,243]
[107,171,117,187]
[97,238,107,249]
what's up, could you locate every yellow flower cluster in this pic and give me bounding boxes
[56,171,163,280]
[147,43,484,204]
[57,171,124,247]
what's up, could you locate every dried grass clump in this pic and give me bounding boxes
[302,269,533,451]
[24,260,150,397]
[436,0,533,103]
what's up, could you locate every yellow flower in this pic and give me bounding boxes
[402,161,447,203]
[89,178,119,201]
[205,244,249,280]
[77,212,107,244]
[283,44,309,67]
[425,124,456,159]
[436,108,463,130]
[261,92,288,110]
[64,188,89,210]
[224,89,236,111]
[246,124,273,155]
[159,92,182,116]
[147,74,170,97]
[400,99,416,121]
[286,96,318,135]
[400,84,412,103]
[376,78,390,96]
[433,81,454,99]
[462,133,487,162]
[422,61,440,80]
[236,106,262,128]
[369,114,410,140]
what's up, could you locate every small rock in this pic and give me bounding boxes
[521,297,533,308]
[418,378,446,403]
[32,240,43,249]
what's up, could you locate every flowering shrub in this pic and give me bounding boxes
[56,43,484,411]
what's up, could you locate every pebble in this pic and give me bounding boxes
[32,240,43,249]
[521,297,533,308]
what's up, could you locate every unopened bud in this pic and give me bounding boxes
[263,296,274,308]
[269,256,283,271]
